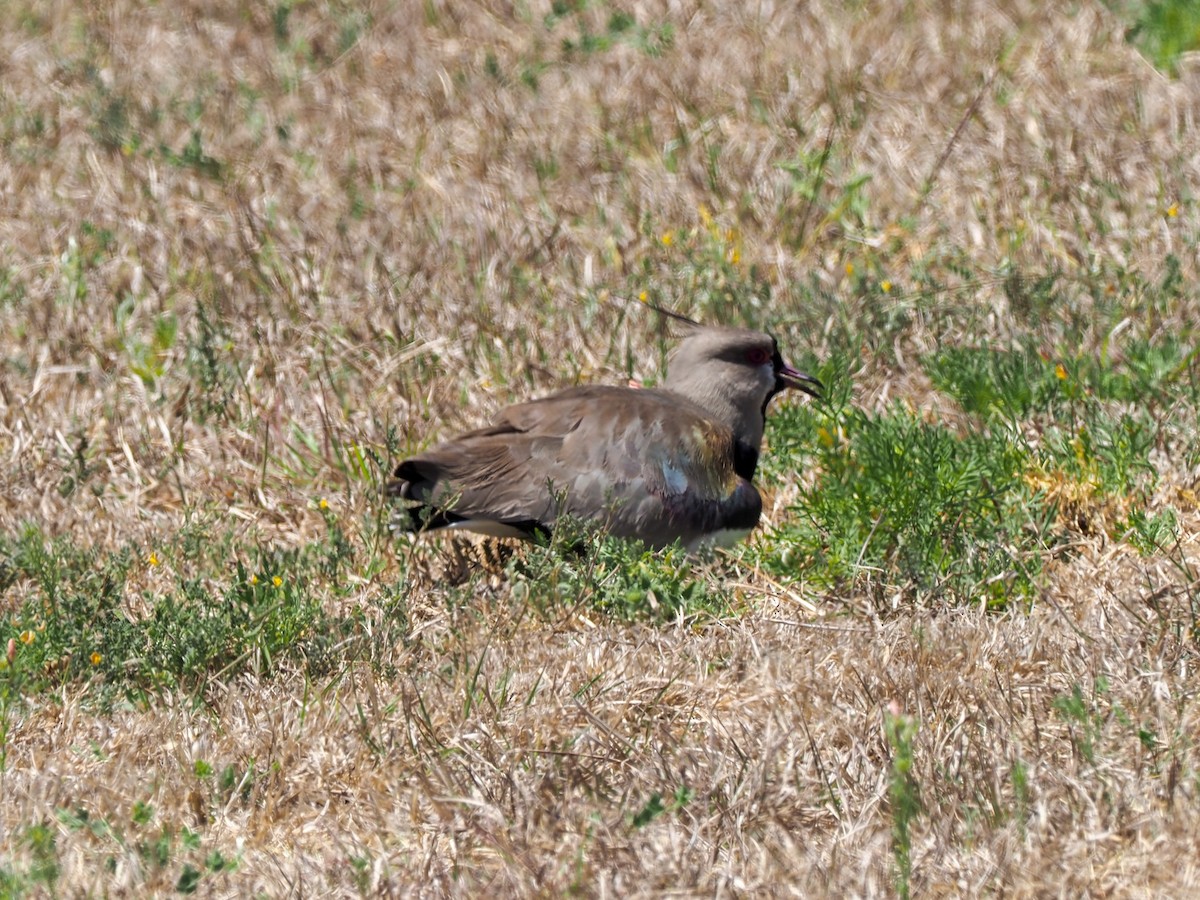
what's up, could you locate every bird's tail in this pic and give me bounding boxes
[387,460,550,541]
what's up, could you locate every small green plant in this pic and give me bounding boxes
[630,785,693,828]
[630,793,666,828]
[88,86,134,153]
[552,5,674,58]
[58,229,106,307]
[159,130,224,179]
[0,821,60,896]
[53,804,237,894]
[115,295,178,390]
[884,707,921,900]
[0,647,18,776]
[349,853,373,895]
[0,265,27,312]
[1010,757,1030,839]
[775,143,872,255]
[335,7,369,56]
[1052,681,1107,766]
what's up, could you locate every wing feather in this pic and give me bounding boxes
[390,385,761,546]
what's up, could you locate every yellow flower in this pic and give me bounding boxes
[638,290,648,303]
[272,576,283,588]
[881,280,892,293]
[148,552,159,567]
[19,630,35,645]
[1166,203,1179,218]
[90,651,102,666]
[318,498,329,510]
[250,574,259,586]
[728,247,741,265]
[844,262,854,276]
[661,231,674,247]
[1071,434,1087,464]
[1055,364,1068,381]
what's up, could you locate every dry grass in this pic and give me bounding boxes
[2,0,1200,895]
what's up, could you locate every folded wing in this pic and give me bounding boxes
[389,385,762,547]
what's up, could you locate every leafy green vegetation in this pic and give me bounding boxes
[0,518,364,704]
[1116,0,1200,75]
[925,337,1195,421]
[753,271,1196,604]
[761,398,1049,606]
[924,344,1061,422]
[885,708,921,900]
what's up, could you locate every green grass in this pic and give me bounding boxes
[760,398,1050,606]
[0,517,361,705]
[1117,0,1200,76]
[885,706,921,900]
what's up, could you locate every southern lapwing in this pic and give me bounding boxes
[388,325,822,549]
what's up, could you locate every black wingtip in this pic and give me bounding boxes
[386,488,554,543]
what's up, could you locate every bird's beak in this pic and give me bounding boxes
[777,363,824,399]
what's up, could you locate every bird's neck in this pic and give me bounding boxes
[666,380,766,453]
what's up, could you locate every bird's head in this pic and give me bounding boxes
[663,326,822,448]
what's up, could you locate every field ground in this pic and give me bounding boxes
[2,0,1200,895]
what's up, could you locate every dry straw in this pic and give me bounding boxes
[1,0,1199,894]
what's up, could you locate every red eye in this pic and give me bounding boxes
[746,347,771,365]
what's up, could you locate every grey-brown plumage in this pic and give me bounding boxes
[388,327,822,549]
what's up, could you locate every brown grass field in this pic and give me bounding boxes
[2,0,1200,895]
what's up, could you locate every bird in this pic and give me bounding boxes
[388,324,822,550]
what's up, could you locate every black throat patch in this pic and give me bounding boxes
[733,439,760,481]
